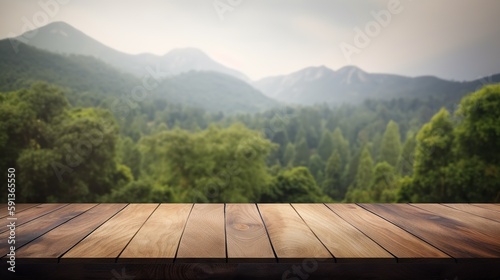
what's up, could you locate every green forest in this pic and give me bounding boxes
[1,81,499,203]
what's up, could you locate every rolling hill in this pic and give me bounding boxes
[0,39,277,113]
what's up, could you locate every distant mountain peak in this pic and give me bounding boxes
[336,65,368,84]
[254,64,473,105]
[337,65,365,74]
[160,47,249,81]
[28,21,80,36]
[165,47,207,57]
[15,21,249,82]
[290,65,335,82]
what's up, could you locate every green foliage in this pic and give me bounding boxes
[344,146,374,202]
[308,153,324,183]
[451,84,500,201]
[379,120,402,166]
[139,124,276,202]
[282,143,295,167]
[262,167,331,202]
[118,137,141,179]
[17,149,63,202]
[293,138,309,167]
[353,146,374,190]
[103,179,174,203]
[317,131,334,161]
[322,150,344,200]
[331,127,350,167]
[455,84,500,165]
[1,74,498,203]
[371,162,399,202]
[0,40,137,98]
[270,129,289,164]
[397,176,415,202]
[397,133,416,177]
[402,85,500,202]
[1,83,122,202]
[408,108,455,202]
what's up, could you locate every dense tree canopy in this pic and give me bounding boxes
[0,83,123,201]
[1,81,498,202]
[399,84,500,202]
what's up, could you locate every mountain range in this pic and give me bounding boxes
[254,65,499,105]
[15,22,249,82]
[3,21,499,112]
[0,39,276,113]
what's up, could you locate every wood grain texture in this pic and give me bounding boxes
[0,204,96,257]
[326,204,450,262]
[361,204,500,261]
[443,204,500,222]
[119,204,193,263]
[258,204,333,263]
[293,204,393,263]
[2,202,499,276]
[176,204,225,262]
[16,204,126,262]
[225,204,275,263]
[0,203,67,234]
[61,204,158,262]
[0,203,40,219]
[471,203,500,212]
[412,204,500,237]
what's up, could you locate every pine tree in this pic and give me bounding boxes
[317,130,334,161]
[344,145,374,202]
[282,143,295,167]
[371,161,397,202]
[308,153,324,183]
[379,120,402,166]
[397,132,416,176]
[271,129,289,164]
[323,150,343,200]
[306,126,319,149]
[407,108,455,202]
[353,145,374,190]
[331,127,350,169]
[293,138,309,167]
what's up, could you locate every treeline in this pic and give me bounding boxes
[1,82,498,202]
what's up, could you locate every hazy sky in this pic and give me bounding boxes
[1,0,499,81]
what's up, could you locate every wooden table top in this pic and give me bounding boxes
[1,203,499,279]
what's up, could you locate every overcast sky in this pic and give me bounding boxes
[1,0,499,81]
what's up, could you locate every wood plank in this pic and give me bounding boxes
[0,203,40,219]
[360,204,500,261]
[61,204,158,262]
[0,203,67,234]
[443,204,500,222]
[293,204,394,263]
[472,204,500,212]
[413,204,500,235]
[326,204,450,263]
[226,204,275,263]
[176,204,225,262]
[258,204,333,263]
[0,204,96,257]
[413,204,500,238]
[119,204,193,263]
[15,204,126,263]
